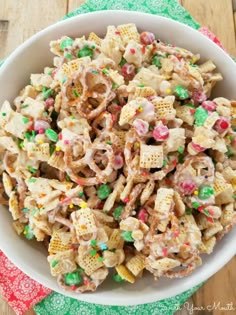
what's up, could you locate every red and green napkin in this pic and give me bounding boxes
[0,0,227,314]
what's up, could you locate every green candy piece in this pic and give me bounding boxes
[174,85,189,100]
[42,88,54,100]
[90,249,97,256]
[60,37,74,51]
[24,225,34,240]
[192,201,200,209]
[64,272,82,286]
[198,185,214,200]
[18,140,24,149]
[97,184,111,200]
[113,206,124,221]
[121,231,134,242]
[119,57,127,67]
[22,208,29,213]
[194,107,208,126]
[22,116,29,124]
[162,160,167,167]
[151,55,162,68]
[90,239,97,246]
[45,129,58,142]
[51,260,59,268]
[184,103,195,109]
[186,209,192,215]
[78,47,93,58]
[113,274,125,282]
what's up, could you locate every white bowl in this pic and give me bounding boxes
[0,10,235,306]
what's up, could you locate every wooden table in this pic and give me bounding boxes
[0,1,236,314]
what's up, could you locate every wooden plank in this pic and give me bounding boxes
[68,0,87,13]
[0,294,36,315]
[0,0,67,60]
[192,257,236,315]
[235,12,236,41]
[182,0,236,55]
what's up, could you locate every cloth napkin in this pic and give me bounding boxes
[0,0,227,314]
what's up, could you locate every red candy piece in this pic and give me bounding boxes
[138,208,148,223]
[202,100,217,112]
[192,90,207,103]
[114,154,124,170]
[213,117,229,133]
[180,179,196,195]
[191,142,206,152]
[45,97,55,108]
[153,124,169,141]
[124,197,130,203]
[121,63,136,80]
[140,31,155,45]
[51,69,57,79]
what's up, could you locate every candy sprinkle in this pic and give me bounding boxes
[152,55,162,68]
[121,231,134,242]
[22,116,29,124]
[119,57,127,67]
[45,128,58,142]
[90,249,97,257]
[80,201,87,209]
[90,239,97,247]
[114,274,125,282]
[177,147,184,154]
[192,201,200,208]
[23,225,34,240]
[22,208,29,213]
[51,260,59,268]
[28,177,37,183]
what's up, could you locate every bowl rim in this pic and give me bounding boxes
[0,9,236,306]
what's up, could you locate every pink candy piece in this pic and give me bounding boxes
[191,90,207,103]
[202,100,217,112]
[38,128,44,134]
[180,179,196,195]
[114,154,124,170]
[153,124,169,141]
[133,119,149,136]
[51,69,57,79]
[121,63,136,80]
[34,120,50,132]
[138,208,148,223]
[45,97,55,108]
[213,117,229,133]
[140,31,155,45]
[191,142,206,152]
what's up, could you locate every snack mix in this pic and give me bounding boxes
[0,24,236,293]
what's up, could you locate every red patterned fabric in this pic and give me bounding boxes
[198,26,226,51]
[0,251,51,315]
[0,27,226,315]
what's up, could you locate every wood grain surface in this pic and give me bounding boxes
[0,0,235,314]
